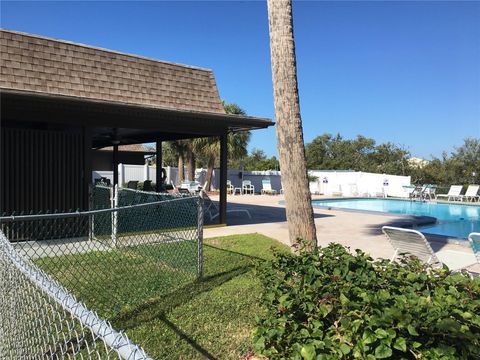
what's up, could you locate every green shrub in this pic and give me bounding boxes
[253,243,480,359]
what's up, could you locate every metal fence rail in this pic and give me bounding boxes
[0,194,204,317]
[0,230,152,359]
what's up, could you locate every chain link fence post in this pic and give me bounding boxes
[111,184,118,247]
[88,183,93,241]
[197,196,204,278]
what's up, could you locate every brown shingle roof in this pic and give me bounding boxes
[0,29,225,114]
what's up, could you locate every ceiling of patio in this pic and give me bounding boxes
[1,90,274,148]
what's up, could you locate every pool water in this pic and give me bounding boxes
[311,198,480,239]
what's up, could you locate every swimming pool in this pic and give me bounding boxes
[311,198,480,239]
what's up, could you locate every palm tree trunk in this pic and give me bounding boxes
[204,155,215,191]
[267,0,317,249]
[186,149,196,181]
[177,153,184,185]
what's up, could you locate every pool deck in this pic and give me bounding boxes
[204,194,480,272]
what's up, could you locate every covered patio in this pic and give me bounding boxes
[0,29,273,223]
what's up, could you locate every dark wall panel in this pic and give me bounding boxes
[1,127,85,215]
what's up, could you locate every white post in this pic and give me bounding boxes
[118,163,124,188]
[111,185,118,247]
[166,166,171,185]
[144,163,149,182]
[197,196,204,278]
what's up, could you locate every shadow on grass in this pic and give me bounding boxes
[157,313,219,360]
[112,243,263,358]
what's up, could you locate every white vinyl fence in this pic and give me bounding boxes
[93,164,411,197]
[308,170,411,198]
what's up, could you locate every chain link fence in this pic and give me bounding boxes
[0,230,152,359]
[0,187,204,358]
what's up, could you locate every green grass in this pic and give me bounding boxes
[36,240,199,317]
[37,233,289,359]
[114,234,289,359]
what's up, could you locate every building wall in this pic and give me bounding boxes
[1,125,87,214]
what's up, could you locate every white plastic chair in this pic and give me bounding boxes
[461,185,479,202]
[242,180,255,195]
[436,185,463,202]
[261,180,277,195]
[382,226,442,268]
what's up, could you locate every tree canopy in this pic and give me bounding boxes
[305,133,409,175]
[305,134,480,185]
[230,148,280,171]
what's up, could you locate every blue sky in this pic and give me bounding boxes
[2,1,479,159]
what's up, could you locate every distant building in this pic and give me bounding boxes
[408,157,430,168]
[93,144,155,171]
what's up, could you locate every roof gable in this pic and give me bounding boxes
[0,30,225,114]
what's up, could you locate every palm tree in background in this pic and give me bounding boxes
[267,0,317,249]
[185,142,196,181]
[193,101,251,191]
[170,140,188,184]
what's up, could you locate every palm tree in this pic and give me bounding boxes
[170,140,188,184]
[193,102,251,191]
[267,0,317,249]
[185,142,196,181]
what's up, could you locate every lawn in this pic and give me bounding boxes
[38,233,289,359]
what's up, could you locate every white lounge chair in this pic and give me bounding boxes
[408,184,423,199]
[422,184,437,200]
[461,185,479,202]
[242,180,255,195]
[227,180,234,195]
[200,190,252,221]
[331,185,343,197]
[261,179,277,195]
[402,185,416,198]
[382,226,442,268]
[436,185,463,202]
[383,226,477,271]
[468,233,480,264]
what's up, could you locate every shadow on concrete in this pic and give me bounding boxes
[363,216,452,252]
[215,202,334,226]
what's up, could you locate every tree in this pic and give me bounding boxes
[160,142,179,167]
[267,0,317,249]
[185,142,196,181]
[305,133,410,175]
[170,140,188,184]
[193,101,251,191]
[410,138,480,186]
[230,148,280,171]
[452,138,480,184]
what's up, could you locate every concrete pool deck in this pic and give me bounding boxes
[204,194,479,272]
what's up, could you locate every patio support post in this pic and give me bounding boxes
[113,144,118,187]
[219,133,228,224]
[156,140,162,192]
[83,126,92,210]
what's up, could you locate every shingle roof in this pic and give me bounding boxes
[0,29,225,114]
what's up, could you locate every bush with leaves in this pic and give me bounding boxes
[253,243,480,359]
